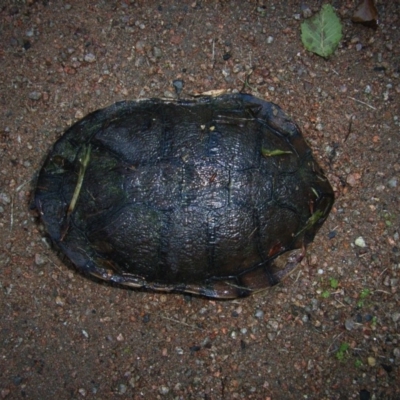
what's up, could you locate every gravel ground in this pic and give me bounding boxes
[1,1,399,399]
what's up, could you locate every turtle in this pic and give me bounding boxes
[34,93,334,299]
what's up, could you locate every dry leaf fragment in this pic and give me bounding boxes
[352,0,378,28]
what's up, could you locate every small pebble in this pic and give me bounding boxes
[364,314,373,322]
[367,356,376,367]
[267,36,274,44]
[135,40,146,53]
[23,40,31,51]
[75,110,84,119]
[153,46,162,58]
[301,5,312,18]
[383,91,389,101]
[29,91,42,101]
[392,312,400,323]
[84,53,96,63]
[328,230,337,239]
[78,388,86,397]
[55,296,65,306]
[13,376,22,386]
[345,318,355,331]
[173,79,184,95]
[175,347,184,355]
[118,384,127,395]
[254,309,264,319]
[388,177,397,188]
[310,298,319,310]
[355,237,366,248]
[142,314,150,323]
[267,319,279,331]
[364,85,372,94]
[129,377,136,388]
[346,173,359,187]
[267,332,276,341]
[159,386,170,395]
[0,192,11,204]
[221,68,230,78]
[163,90,175,98]
[233,64,243,73]
[35,253,46,266]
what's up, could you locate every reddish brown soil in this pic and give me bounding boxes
[1,1,399,399]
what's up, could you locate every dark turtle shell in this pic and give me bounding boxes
[34,93,334,298]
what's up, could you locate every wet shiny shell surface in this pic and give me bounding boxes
[34,94,334,298]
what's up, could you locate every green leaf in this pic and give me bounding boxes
[301,4,343,58]
[359,288,371,299]
[354,359,363,368]
[329,278,339,289]
[335,342,350,361]
[261,148,292,157]
[321,290,330,299]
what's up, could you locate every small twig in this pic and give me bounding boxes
[160,315,204,331]
[10,195,14,232]
[344,115,355,142]
[326,331,345,354]
[347,96,376,110]
[377,267,388,278]
[358,252,369,258]
[16,178,34,192]
[374,289,392,295]
[294,270,302,283]
[239,69,258,93]
[334,298,346,308]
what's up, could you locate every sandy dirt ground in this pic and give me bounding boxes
[1,0,399,399]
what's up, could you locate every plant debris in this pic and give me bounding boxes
[352,0,379,29]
